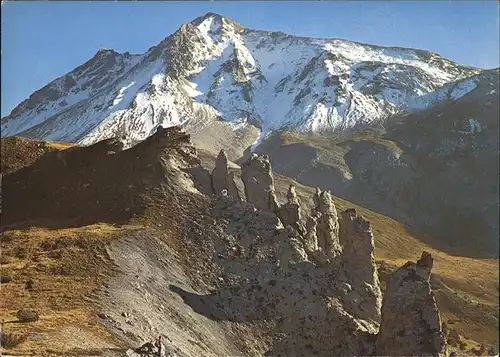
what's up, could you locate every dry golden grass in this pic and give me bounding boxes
[47,141,74,150]
[0,223,141,355]
[281,131,403,157]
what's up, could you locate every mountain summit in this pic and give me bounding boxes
[1,13,481,148]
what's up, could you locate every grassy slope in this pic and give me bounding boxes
[0,224,141,356]
[0,136,74,175]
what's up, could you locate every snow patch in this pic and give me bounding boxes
[112,82,136,107]
[450,78,477,100]
[468,118,482,134]
[250,127,265,152]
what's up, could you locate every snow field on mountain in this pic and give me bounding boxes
[1,13,482,148]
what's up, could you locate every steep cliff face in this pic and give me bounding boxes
[1,13,480,148]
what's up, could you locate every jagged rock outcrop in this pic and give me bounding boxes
[313,187,321,208]
[206,194,379,356]
[227,172,240,200]
[307,189,342,260]
[172,139,447,356]
[212,149,229,194]
[339,208,382,323]
[211,149,241,199]
[277,184,305,235]
[302,215,319,255]
[376,251,447,357]
[241,153,278,212]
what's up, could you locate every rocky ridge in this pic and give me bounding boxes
[179,144,447,356]
[1,128,449,356]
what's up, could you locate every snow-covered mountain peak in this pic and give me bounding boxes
[1,13,485,149]
[95,48,117,56]
[192,12,244,33]
[192,12,224,29]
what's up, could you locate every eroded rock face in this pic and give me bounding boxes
[206,195,378,356]
[211,149,241,199]
[376,251,447,357]
[314,190,342,260]
[212,149,229,195]
[179,145,448,357]
[340,208,382,323]
[227,172,240,201]
[189,166,214,196]
[241,153,278,212]
[303,215,318,251]
[277,185,304,234]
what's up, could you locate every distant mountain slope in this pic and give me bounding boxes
[252,69,499,258]
[1,13,480,148]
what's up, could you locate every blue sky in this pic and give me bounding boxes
[1,1,499,117]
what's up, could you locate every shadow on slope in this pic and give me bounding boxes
[1,126,196,231]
